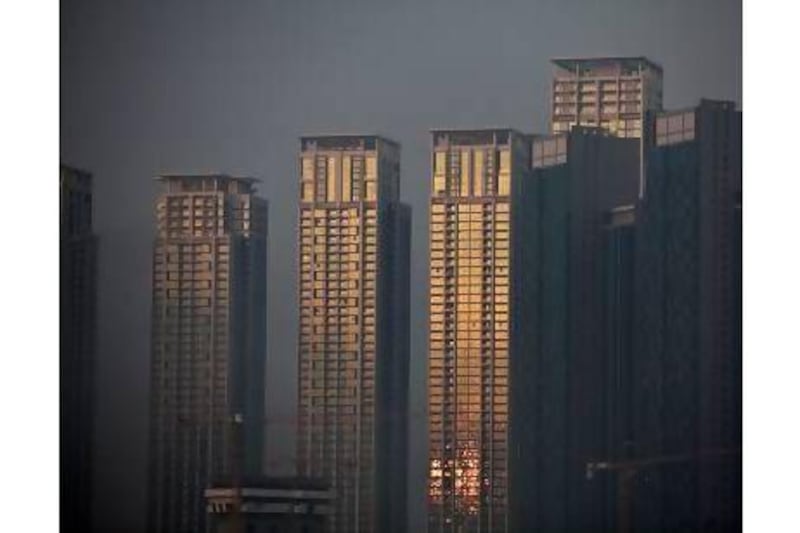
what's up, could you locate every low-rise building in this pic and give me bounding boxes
[205,477,332,533]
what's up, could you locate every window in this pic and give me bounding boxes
[498,150,510,173]
[459,150,471,197]
[301,157,314,179]
[365,181,377,201]
[498,172,510,196]
[302,182,314,201]
[365,156,377,179]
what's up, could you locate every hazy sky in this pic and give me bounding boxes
[60,0,741,530]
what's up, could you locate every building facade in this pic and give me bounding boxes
[426,129,534,533]
[147,174,268,533]
[60,164,98,532]
[550,56,663,139]
[602,204,638,473]
[632,100,742,532]
[205,477,332,533]
[295,135,410,533]
[525,129,640,532]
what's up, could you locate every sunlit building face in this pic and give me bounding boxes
[550,57,663,138]
[296,136,409,533]
[428,130,526,533]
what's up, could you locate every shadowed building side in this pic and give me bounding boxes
[60,164,99,533]
[632,100,742,532]
[525,129,640,532]
[602,205,638,473]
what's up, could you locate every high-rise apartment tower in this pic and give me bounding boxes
[526,129,640,531]
[427,129,535,533]
[296,135,410,533]
[550,56,663,138]
[633,100,742,531]
[60,165,98,532]
[147,174,268,533]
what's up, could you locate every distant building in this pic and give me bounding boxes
[632,100,742,532]
[205,477,332,533]
[549,56,663,138]
[525,128,640,532]
[295,135,410,533]
[147,175,268,533]
[426,128,533,532]
[60,164,98,532]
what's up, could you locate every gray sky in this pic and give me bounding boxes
[60,0,741,530]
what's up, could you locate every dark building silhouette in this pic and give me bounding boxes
[205,476,332,533]
[523,129,640,532]
[632,100,742,532]
[147,175,268,533]
[524,101,742,532]
[295,136,410,533]
[60,164,98,532]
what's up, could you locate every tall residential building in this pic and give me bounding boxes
[427,129,535,533]
[526,129,640,532]
[296,135,410,533]
[632,100,742,532]
[147,175,268,533]
[550,56,663,138]
[60,165,98,532]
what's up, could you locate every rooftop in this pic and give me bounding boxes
[551,56,663,73]
[430,128,525,147]
[429,127,523,135]
[656,98,739,117]
[155,174,260,184]
[300,134,399,150]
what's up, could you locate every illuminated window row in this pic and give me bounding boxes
[299,154,380,202]
[430,396,508,406]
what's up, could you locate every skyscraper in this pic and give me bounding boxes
[296,135,410,533]
[632,100,742,532]
[550,56,663,138]
[60,164,98,532]
[426,129,533,533]
[526,128,640,532]
[147,174,268,533]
